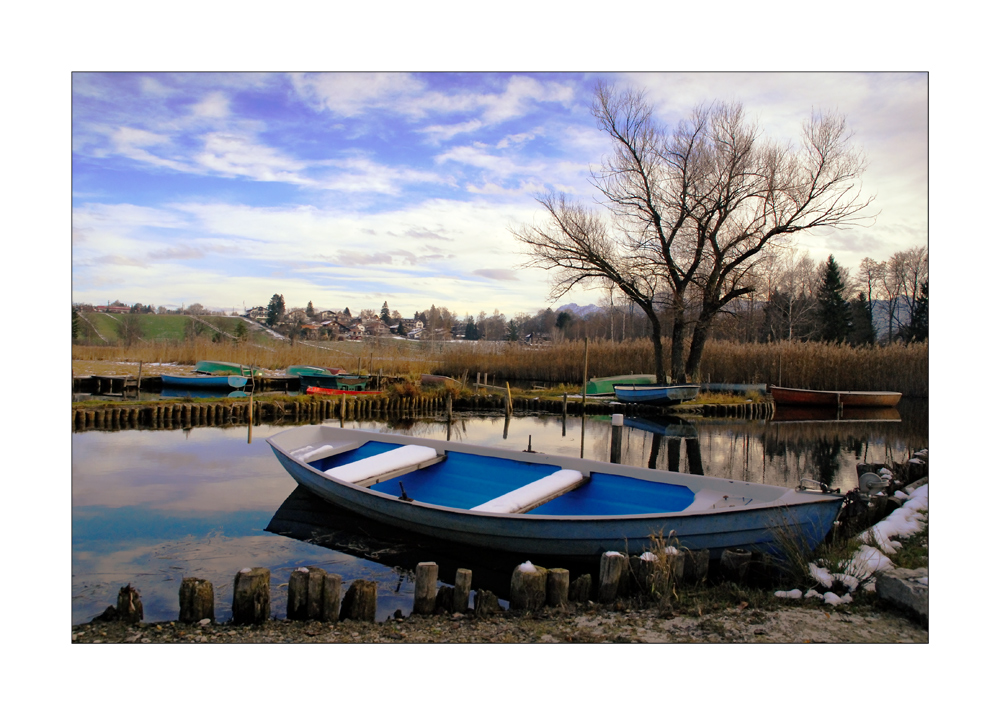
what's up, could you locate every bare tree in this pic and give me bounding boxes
[516,82,875,382]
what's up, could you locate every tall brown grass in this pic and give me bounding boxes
[72,337,929,396]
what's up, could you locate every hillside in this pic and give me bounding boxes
[75,313,274,345]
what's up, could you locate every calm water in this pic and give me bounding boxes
[71,400,927,624]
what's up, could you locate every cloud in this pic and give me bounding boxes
[191,91,230,118]
[472,268,520,281]
[195,131,310,183]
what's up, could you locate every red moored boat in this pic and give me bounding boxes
[769,385,902,408]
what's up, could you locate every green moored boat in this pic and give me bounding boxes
[286,365,345,377]
[585,374,657,396]
[194,360,264,378]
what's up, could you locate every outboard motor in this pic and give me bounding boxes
[858,471,890,496]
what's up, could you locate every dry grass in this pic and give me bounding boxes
[72,336,928,396]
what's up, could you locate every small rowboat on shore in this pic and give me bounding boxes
[267,425,843,558]
[769,386,902,408]
[298,373,372,391]
[194,360,262,377]
[585,374,656,397]
[287,365,346,377]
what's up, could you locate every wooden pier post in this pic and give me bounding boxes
[569,573,592,602]
[232,567,270,625]
[510,562,547,611]
[341,580,377,622]
[288,566,340,621]
[683,549,710,584]
[598,551,626,603]
[179,577,215,623]
[116,584,144,624]
[453,568,472,613]
[610,413,624,464]
[413,562,439,615]
[720,548,752,583]
[546,568,570,608]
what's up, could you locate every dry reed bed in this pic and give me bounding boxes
[438,340,928,397]
[72,338,928,396]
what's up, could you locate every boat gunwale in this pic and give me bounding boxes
[267,426,841,524]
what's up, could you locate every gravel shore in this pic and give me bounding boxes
[71,599,927,644]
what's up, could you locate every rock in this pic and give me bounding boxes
[876,567,928,622]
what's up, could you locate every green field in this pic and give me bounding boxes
[77,313,268,344]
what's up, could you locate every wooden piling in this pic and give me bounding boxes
[413,562,439,615]
[683,548,710,584]
[510,562,547,611]
[116,584,144,624]
[610,413,623,463]
[232,567,271,625]
[341,580,377,622]
[568,573,592,602]
[179,577,215,623]
[546,568,570,608]
[720,548,752,582]
[453,568,472,613]
[598,551,626,603]
[288,566,337,621]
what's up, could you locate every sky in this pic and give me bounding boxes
[71,71,928,319]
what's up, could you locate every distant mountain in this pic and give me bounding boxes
[555,303,601,317]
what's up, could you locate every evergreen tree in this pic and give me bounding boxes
[901,280,928,342]
[343,307,351,318]
[848,292,876,346]
[816,255,851,342]
[72,308,81,340]
[306,301,314,318]
[266,294,285,327]
[380,301,391,324]
[464,318,480,340]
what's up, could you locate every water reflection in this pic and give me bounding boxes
[71,400,927,625]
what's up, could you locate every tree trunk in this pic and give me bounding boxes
[669,307,687,383]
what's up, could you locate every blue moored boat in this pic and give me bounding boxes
[267,425,843,558]
[613,383,700,406]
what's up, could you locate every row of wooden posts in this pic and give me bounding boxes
[72,392,772,432]
[102,546,773,628]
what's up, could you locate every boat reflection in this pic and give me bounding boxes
[160,387,249,399]
[771,405,901,423]
[265,486,594,601]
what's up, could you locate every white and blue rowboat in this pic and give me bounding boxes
[613,383,701,406]
[267,425,842,558]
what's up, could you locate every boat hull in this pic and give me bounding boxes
[267,426,842,559]
[194,361,262,377]
[586,374,656,396]
[287,365,345,377]
[298,373,371,391]
[769,386,902,407]
[613,384,700,406]
[161,374,248,389]
[305,386,383,396]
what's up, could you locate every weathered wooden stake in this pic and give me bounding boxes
[453,568,472,613]
[341,580,377,622]
[179,577,215,623]
[684,549,710,584]
[116,583,144,623]
[510,562,548,611]
[413,562,439,615]
[546,568,570,608]
[232,567,270,625]
[610,413,624,463]
[598,551,626,603]
[473,589,502,616]
[568,573,592,602]
[720,548,752,582]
